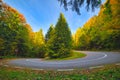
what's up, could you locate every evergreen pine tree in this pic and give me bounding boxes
[49,13,72,58]
[45,24,54,43]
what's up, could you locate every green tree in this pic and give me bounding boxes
[73,0,120,50]
[48,13,72,58]
[0,1,32,57]
[45,24,54,43]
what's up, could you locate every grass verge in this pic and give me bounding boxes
[45,51,86,61]
[0,55,17,59]
[0,64,120,80]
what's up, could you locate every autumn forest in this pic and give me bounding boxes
[0,0,120,58]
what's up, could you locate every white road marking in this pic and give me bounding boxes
[116,63,120,65]
[14,66,24,69]
[26,59,29,61]
[13,66,44,70]
[89,66,104,69]
[25,53,107,64]
[81,53,107,62]
[57,69,74,71]
[31,68,44,70]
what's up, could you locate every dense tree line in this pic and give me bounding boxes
[0,0,119,59]
[0,1,45,57]
[73,0,120,50]
[0,0,72,58]
[0,0,30,57]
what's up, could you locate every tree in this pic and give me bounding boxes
[58,0,101,14]
[32,29,46,58]
[48,13,72,58]
[34,29,45,46]
[0,1,32,57]
[73,0,120,50]
[72,27,81,49]
[0,38,4,56]
[45,24,54,43]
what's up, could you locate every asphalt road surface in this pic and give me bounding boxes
[7,51,120,70]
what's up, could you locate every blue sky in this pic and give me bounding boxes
[4,0,105,34]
